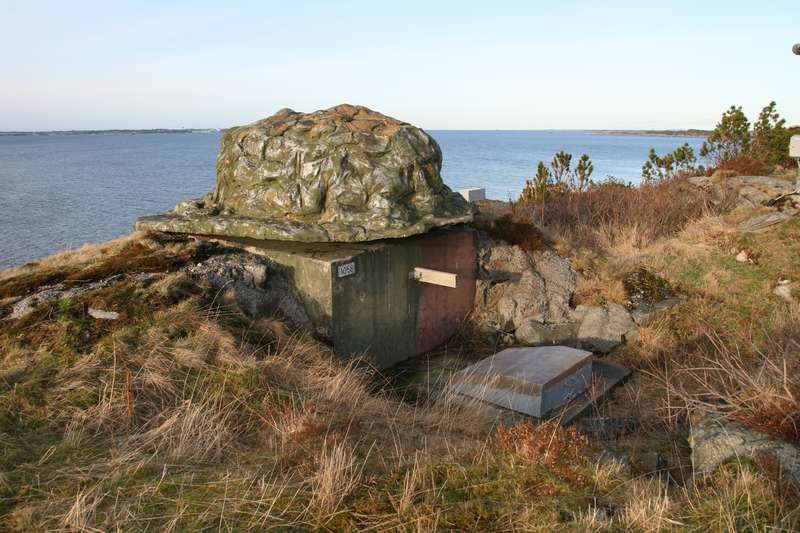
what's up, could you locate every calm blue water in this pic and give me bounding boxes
[0,131,703,269]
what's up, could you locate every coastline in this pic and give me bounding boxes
[591,129,710,138]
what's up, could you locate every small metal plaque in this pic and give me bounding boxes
[337,261,356,278]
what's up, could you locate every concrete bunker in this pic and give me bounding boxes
[136,105,478,368]
[135,104,629,416]
[210,226,477,368]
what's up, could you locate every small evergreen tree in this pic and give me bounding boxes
[641,143,702,183]
[550,151,572,186]
[572,154,594,192]
[700,105,751,166]
[750,101,792,167]
[534,162,550,225]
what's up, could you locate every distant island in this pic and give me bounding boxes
[592,129,711,137]
[0,128,221,136]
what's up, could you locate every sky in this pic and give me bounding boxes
[1,0,798,131]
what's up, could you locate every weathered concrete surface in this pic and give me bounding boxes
[690,413,800,486]
[210,227,477,368]
[136,105,473,243]
[448,346,593,418]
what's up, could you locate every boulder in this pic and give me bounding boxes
[136,105,473,242]
[690,413,800,486]
[573,303,638,353]
[739,211,794,232]
[473,234,577,334]
[514,320,577,346]
[188,253,311,329]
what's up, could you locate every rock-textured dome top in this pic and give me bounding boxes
[136,104,473,242]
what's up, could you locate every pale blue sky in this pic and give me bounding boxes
[1,0,798,130]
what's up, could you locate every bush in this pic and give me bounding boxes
[751,101,793,167]
[642,143,704,183]
[712,156,770,177]
[700,105,751,166]
[515,175,716,252]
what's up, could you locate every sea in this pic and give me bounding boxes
[0,130,704,269]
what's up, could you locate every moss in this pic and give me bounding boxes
[623,267,674,304]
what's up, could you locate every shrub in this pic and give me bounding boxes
[573,154,594,192]
[701,105,751,166]
[642,143,704,183]
[750,101,792,167]
[473,213,548,254]
[493,420,588,467]
[550,151,572,186]
[516,175,715,252]
[712,156,770,177]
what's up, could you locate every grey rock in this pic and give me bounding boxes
[630,297,682,326]
[773,280,795,303]
[188,253,311,329]
[574,303,637,353]
[515,319,577,346]
[87,308,120,320]
[739,211,794,232]
[598,448,632,475]
[7,273,161,320]
[690,413,800,486]
[637,451,669,475]
[136,104,473,242]
[474,233,577,332]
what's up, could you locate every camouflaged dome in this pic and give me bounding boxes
[136,104,473,242]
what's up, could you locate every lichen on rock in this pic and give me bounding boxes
[136,104,473,242]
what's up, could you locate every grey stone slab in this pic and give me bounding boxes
[448,346,593,418]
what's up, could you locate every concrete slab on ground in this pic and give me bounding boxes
[448,346,593,418]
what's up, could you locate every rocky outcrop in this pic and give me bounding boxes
[687,174,799,232]
[690,413,800,486]
[6,273,162,320]
[473,233,664,353]
[187,253,311,329]
[474,233,577,333]
[136,105,473,242]
[472,232,679,353]
[688,174,798,210]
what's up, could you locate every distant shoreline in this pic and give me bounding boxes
[0,128,222,137]
[0,128,710,138]
[591,129,710,138]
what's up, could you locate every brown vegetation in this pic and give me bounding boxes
[513,176,722,254]
[2,163,800,529]
[711,156,771,177]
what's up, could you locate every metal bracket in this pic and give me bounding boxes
[410,267,458,288]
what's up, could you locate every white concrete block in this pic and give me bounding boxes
[459,188,486,202]
[790,135,800,159]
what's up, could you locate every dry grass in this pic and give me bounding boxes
[649,312,800,444]
[512,176,726,254]
[620,477,677,531]
[2,204,800,530]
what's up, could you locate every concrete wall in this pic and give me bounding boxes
[216,227,477,368]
